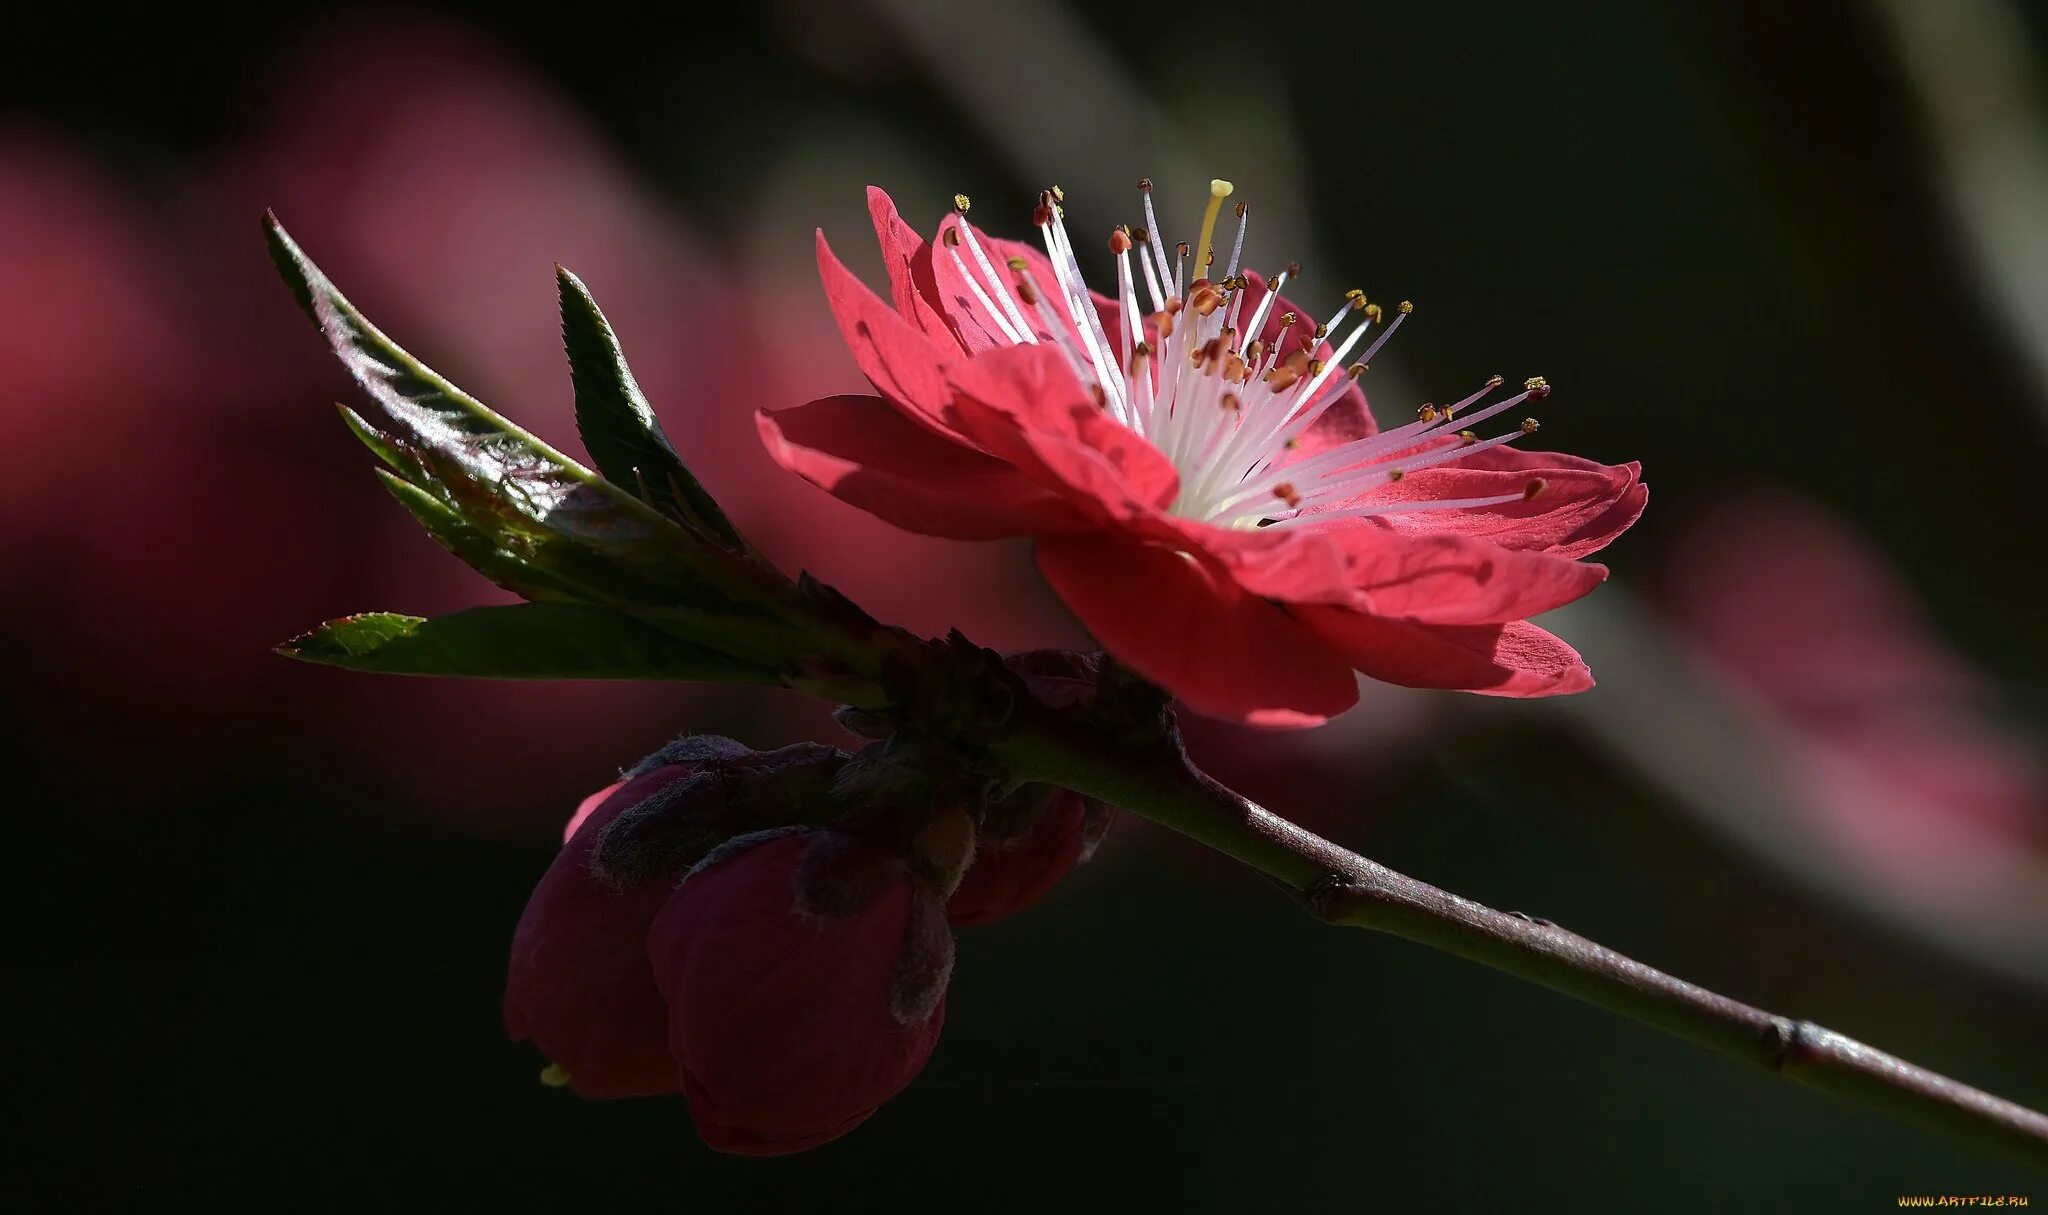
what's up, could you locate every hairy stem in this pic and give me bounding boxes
[992,712,2048,1171]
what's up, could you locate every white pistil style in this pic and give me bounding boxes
[936,179,1552,528]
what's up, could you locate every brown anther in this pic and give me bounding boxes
[1195,337,1224,367]
[1308,359,1325,375]
[1278,310,1299,328]
[1032,202,1054,226]
[1090,385,1108,409]
[1313,324,1329,340]
[1138,177,1154,191]
[1520,417,1542,434]
[1133,225,1149,242]
[1176,241,1190,258]
[1234,201,1247,218]
[1017,280,1040,305]
[1155,310,1175,338]
[1486,374,1505,388]
[1524,478,1547,501]
[1398,300,1414,314]
[1272,482,1301,508]
[1191,285,1223,316]
[1165,296,1184,314]
[1224,354,1249,382]
[1109,228,1133,254]
[1418,404,1440,423]
[1281,350,1310,376]
[1387,467,1405,482]
[1265,366,1301,392]
[1460,430,1478,445]
[941,228,961,247]
[1133,340,1153,358]
[952,193,971,214]
[1347,363,1366,380]
[1284,436,1302,450]
[1245,340,1266,362]
[1221,393,1242,413]
[1287,260,1302,277]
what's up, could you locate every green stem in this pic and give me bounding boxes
[992,712,2048,1172]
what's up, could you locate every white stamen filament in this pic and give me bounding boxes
[956,220,1039,345]
[937,180,1546,528]
[947,243,1026,345]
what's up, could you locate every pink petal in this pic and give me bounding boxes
[1320,529,1610,625]
[944,344,1181,519]
[757,395,1092,539]
[1298,609,1594,697]
[1358,449,1644,558]
[864,187,955,347]
[1034,533,1358,727]
[815,228,963,438]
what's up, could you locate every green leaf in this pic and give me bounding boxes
[264,213,726,606]
[557,266,742,550]
[276,605,776,683]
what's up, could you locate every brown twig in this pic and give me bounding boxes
[991,711,2048,1172]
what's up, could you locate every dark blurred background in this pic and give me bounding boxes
[7,0,2046,1207]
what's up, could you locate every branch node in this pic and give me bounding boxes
[1304,873,1356,923]
[1759,1016,1814,1073]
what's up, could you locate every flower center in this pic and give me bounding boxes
[943,179,1548,529]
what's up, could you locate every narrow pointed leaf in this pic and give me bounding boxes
[374,471,581,603]
[276,605,775,683]
[557,266,742,549]
[264,213,732,607]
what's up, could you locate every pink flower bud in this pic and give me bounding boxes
[946,790,1110,927]
[649,831,949,1155]
[502,762,700,1099]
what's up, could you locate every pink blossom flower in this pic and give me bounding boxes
[761,183,1645,726]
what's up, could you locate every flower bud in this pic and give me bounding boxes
[504,736,844,1099]
[503,762,701,1099]
[947,788,1112,927]
[650,831,950,1155]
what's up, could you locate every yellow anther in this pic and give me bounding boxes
[1398,300,1414,314]
[1523,375,1549,392]
[540,1064,570,1088]
[1460,429,1478,445]
[1520,417,1542,434]
[953,193,971,214]
[1364,303,1384,323]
